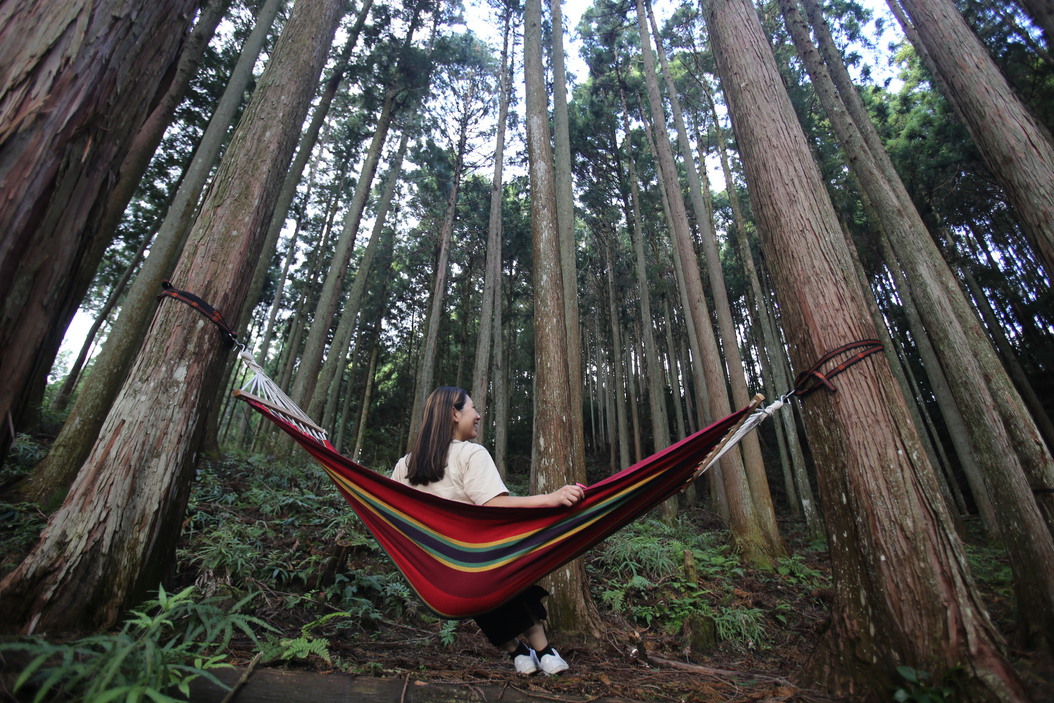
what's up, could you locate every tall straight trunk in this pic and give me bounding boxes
[706,82,821,536]
[0,0,201,459]
[524,0,601,643]
[0,0,345,634]
[603,233,632,471]
[321,133,410,429]
[634,0,780,563]
[408,63,482,436]
[18,0,285,510]
[471,7,513,435]
[409,124,471,441]
[640,105,707,431]
[647,2,781,553]
[549,0,586,474]
[782,0,1054,645]
[890,0,1054,276]
[705,0,1029,696]
[662,300,688,440]
[293,88,400,410]
[351,342,380,460]
[618,80,670,455]
[239,0,374,333]
[493,306,509,476]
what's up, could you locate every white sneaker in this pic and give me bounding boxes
[513,648,539,675]
[537,648,569,675]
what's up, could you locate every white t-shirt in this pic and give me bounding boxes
[392,440,509,505]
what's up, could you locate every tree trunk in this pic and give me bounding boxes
[17,0,284,510]
[549,0,587,477]
[293,88,399,413]
[42,0,232,421]
[239,0,374,336]
[0,0,345,634]
[635,0,779,564]
[603,232,632,471]
[524,0,602,644]
[782,0,1054,645]
[891,0,1054,277]
[0,0,201,459]
[321,132,411,430]
[705,0,1030,696]
[647,2,783,555]
[471,6,514,437]
[408,137,471,442]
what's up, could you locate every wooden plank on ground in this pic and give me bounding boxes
[189,667,623,702]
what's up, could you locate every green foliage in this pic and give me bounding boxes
[0,585,271,703]
[769,553,829,589]
[437,620,459,648]
[893,666,961,702]
[1,434,47,479]
[961,542,1013,601]
[591,517,775,649]
[262,611,350,665]
[0,500,48,574]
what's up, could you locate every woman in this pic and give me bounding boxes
[392,386,584,675]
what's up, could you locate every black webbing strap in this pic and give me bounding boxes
[156,280,242,348]
[792,339,883,398]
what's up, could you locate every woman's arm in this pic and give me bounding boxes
[483,484,585,508]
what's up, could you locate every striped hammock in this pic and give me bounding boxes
[233,352,774,618]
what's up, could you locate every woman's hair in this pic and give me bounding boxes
[405,386,467,485]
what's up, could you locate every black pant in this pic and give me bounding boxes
[472,585,549,647]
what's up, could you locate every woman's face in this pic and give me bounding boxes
[452,396,481,441]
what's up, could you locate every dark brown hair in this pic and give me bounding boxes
[406,386,467,485]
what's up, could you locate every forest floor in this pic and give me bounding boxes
[2,444,1053,702]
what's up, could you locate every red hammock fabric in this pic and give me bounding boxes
[242,397,751,618]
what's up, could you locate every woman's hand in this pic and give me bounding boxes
[484,484,586,509]
[545,484,585,507]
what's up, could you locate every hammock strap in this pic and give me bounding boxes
[791,339,883,397]
[156,280,244,350]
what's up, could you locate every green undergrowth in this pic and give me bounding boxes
[0,585,269,703]
[589,516,831,652]
[1,450,837,699]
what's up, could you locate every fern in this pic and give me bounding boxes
[0,585,269,703]
[270,635,332,664]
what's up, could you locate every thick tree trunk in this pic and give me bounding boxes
[0,0,201,459]
[18,0,283,510]
[782,0,1054,646]
[0,0,345,634]
[38,0,231,425]
[524,0,602,643]
[705,0,1029,697]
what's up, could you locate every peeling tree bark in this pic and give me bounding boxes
[705,0,1029,697]
[0,0,201,458]
[0,0,345,634]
